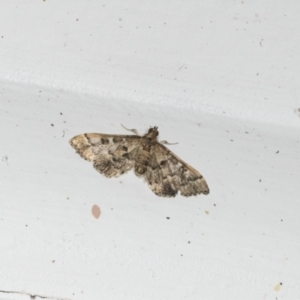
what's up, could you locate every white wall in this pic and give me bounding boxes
[0,1,300,300]
[1,0,299,126]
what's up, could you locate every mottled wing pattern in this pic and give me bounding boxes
[69,133,142,177]
[70,127,209,197]
[145,143,209,197]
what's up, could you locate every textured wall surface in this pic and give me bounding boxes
[0,1,299,300]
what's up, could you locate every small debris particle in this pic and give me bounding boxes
[205,210,209,215]
[51,124,54,126]
[188,241,191,244]
[92,205,101,219]
[2,155,8,164]
[274,282,283,291]
[276,150,279,154]
[166,217,170,219]
[259,179,262,182]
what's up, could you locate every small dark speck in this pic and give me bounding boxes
[51,124,54,126]
[245,131,248,134]
[230,139,234,142]
[181,254,183,256]
[60,112,63,115]
[259,179,262,182]
[111,208,113,210]
[76,19,79,21]
[2,155,8,164]
[166,217,170,220]
[281,219,283,222]
[188,241,191,244]
[276,150,279,154]
[213,203,216,206]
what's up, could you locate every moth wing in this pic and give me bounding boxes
[69,133,142,177]
[145,143,209,197]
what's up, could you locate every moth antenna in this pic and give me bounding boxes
[121,124,140,136]
[160,140,178,145]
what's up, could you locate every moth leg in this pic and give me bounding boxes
[121,124,140,136]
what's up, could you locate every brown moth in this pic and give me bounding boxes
[69,126,209,197]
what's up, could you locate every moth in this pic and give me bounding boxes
[69,126,209,197]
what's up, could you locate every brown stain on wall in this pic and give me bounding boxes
[92,205,101,219]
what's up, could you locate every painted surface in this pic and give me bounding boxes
[0,1,299,299]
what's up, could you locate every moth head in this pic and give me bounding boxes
[148,126,159,137]
[143,127,159,145]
